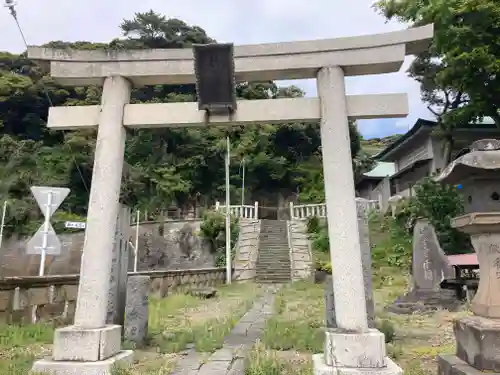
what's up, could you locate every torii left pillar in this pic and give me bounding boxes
[32,76,134,374]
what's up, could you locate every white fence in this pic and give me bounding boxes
[215,201,259,219]
[290,199,380,220]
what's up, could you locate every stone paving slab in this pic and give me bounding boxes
[169,285,279,375]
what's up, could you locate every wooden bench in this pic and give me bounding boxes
[441,254,479,301]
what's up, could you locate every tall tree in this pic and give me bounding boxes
[375,0,500,164]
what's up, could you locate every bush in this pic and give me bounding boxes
[306,216,321,234]
[394,177,471,254]
[306,217,329,254]
[376,319,396,343]
[370,214,412,270]
[199,210,239,267]
[314,259,332,273]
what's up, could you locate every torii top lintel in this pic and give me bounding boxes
[26,24,433,87]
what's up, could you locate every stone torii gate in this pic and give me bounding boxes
[27,24,432,375]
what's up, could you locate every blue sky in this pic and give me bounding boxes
[0,0,435,139]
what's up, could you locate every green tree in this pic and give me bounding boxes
[374,0,500,164]
[0,9,371,237]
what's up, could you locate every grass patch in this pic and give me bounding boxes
[149,282,261,353]
[0,323,54,375]
[246,343,311,375]
[262,280,323,353]
[0,282,261,374]
[259,266,467,374]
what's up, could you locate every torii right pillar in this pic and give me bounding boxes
[313,65,401,375]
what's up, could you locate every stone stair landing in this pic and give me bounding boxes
[256,220,291,283]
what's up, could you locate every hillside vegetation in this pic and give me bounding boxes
[0,10,379,237]
[360,134,402,156]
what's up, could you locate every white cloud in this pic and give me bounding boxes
[0,0,430,137]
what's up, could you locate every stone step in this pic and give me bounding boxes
[256,273,291,278]
[256,272,291,276]
[260,258,288,262]
[259,244,288,251]
[259,244,288,250]
[256,277,291,283]
[257,255,289,258]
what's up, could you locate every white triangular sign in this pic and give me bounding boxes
[26,222,62,255]
[30,186,70,219]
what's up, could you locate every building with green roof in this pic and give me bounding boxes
[368,118,500,207]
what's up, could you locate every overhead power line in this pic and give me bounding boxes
[3,0,90,193]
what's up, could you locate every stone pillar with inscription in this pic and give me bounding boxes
[387,218,458,314]
[324,200,376,328]
[436,139,500,375]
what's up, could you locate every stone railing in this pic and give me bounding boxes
[0,268,226,325]
[215,201,259,219]
[290,199,380,220]
[287,220,314,281]
[233,218,261,281]
[290,202,327,219]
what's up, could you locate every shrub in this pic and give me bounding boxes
[306,217,329,254]
[370,214,412,270]
[395,177,471,254]
[199,210,239,267]
[376,319,396,343]
[306,216,321,234]
[314,259,332,273]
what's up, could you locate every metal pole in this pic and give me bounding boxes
[39,192,53,276]
[241,158,245,207]
[225,136,232,284]
[134,210,140,272]
[0,200,7,249]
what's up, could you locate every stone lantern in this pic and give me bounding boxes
[437,139,500,375]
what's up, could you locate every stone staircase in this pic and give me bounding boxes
[256,220,291,283]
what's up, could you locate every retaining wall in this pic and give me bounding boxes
[0,267,226,324]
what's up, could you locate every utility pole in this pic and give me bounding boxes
[134,210,140,272]
[241,158,246,207]
[0,200,7,250]
[225,136,232,284]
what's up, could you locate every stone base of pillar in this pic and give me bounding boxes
[31,350,134,375]
[312,354,402,375]
[323,328,386,367]
[31,324,134,374]
[313,328,402,375]
[438,354,500,375]
[453,315,500,371]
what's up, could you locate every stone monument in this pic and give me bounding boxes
[27,23,433,374]
[388,219,459,314]
[325,200,376,328]
[124,275,151,346]
[436,139,500,375]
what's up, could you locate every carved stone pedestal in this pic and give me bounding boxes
[438,315,500,375]
[438,213,500,375]
[31,325,134,374]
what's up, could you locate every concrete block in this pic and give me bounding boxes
[313,354,402,375]
[53,325,122,361]
[31,350,134,375]
[324,328,386,368]
[454,315,500,371]
[438,354,494,375]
